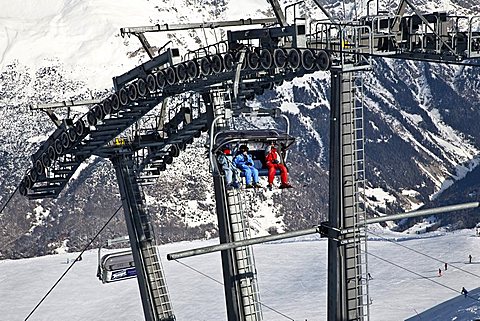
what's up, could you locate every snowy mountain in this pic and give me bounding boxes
[2,229,480,320]
[1,0,480,259]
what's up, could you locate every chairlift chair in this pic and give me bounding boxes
[211,128,295,178]
[97,249,137,283]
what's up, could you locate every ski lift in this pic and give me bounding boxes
[96,236,137,283]
[210,128,295,178]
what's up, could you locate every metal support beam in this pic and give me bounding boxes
[33,99,101,110]
[135,32,156,59]
[266,0,287,26]
[166,201,480,259]
[312,0,335,23]
[120,18,277,35]
[366,202,480,224]
[168,227,318,260]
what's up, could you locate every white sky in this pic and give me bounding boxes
[2,228,480,321]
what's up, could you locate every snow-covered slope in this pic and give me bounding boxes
[2,229,480,320]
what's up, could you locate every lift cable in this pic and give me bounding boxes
[368,229,480,280]
[172,259,295,320]
[364,249,480,303]
[0,184,18,217]
[24,204,123,321]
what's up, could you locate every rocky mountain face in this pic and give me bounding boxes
[1,0,480,259]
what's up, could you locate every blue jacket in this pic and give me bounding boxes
[234,153,254,168]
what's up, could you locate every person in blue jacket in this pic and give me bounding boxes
[234,144,261,188]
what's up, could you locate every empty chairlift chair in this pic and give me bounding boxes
[97,249,137,283]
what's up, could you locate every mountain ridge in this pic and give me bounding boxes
[1,0,480,259]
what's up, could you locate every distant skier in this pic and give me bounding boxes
[438,268,442,277]
[444,262,448,271]
[469,254,473,264]
[461,287,468,298]
[367,272,373,280]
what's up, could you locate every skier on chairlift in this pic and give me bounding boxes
[217,144,240,189]
[234,144,261,188]
[265,141,292,190]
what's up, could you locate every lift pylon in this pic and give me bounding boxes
[209,88,263,321]
[112,154,175,321]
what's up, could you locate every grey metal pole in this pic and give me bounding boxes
[167,227,318,260]
[365,202,479,224]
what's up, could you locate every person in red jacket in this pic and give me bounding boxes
[265,141,292,190]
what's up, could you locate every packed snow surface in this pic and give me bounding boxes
[2,229,480,321]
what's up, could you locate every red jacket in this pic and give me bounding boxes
[265,147,280,164]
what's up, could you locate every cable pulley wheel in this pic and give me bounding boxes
[199,57,212,76]
[146,73,157,93]
[75,120,85,136]
[110,93,120,112]
[137,78,148,97]
[19,180,28,196]
[41,152,51,168]
[165,67,176,85]
[119,88,129,106]
[274,49,287,68]
[223,52,235,71]
[186,60,199,79]
[48,145,56,162]
[316,50,331,71]
[94,104,105,121]
[235,51,248,69]
[260,49,273,69]
[169,144,180,157]
[102,98,112,116]
[54,138,63,155]
[29,169,38,184]
[127,83,138,101]
[211,54,223,73]
[24,175,33,189]
[156,71,166,90]
[302,49,315,70]
[87,110,97,126]
[288,49,301,69]
[176,63,188,82]
[61,131,70,149]
[35,159,44,176]
[248,51,260,70]
[164,155,173,165]
[67,128,77,143]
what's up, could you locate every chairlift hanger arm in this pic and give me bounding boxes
[266,0,287,27]
[134,33,155,59]
[120,18,278,36]
[311,0,334,23]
